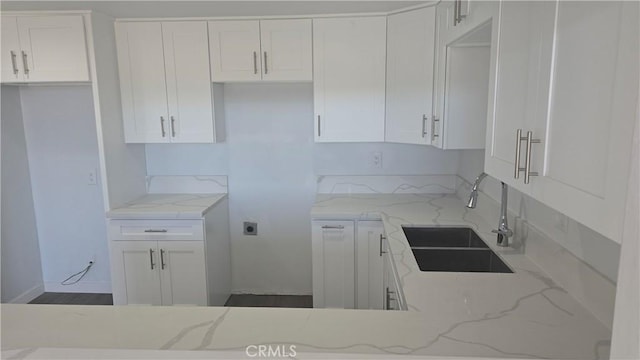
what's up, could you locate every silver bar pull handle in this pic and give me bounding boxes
[379,234,387,256]
[160,249,166,270]
[149,249,155,270]
[263,51,268,74]
[10,51,18,75]
[421,114,428,138]
[457,0,467,24]
[431,116,440,141]
[253,51,257,74]
[21,51,29,75]
[144,229,168,233]
[170,116,176,137]
[160,117,166,137]
[453,0,459,25]
[514,129,523,179]
[321,225,344,229]
[317,115,321,137]
[524,131,540,184]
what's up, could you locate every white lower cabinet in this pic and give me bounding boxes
[110,241,163,306]
[109,200,231,306]
[312,219,399,310]
[311,220,356,308]
[356,221,385,310]
[110,240,206,306]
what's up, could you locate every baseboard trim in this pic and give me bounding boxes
[231,289,312,296]
[44,281,112,294]
[9,283,45,304]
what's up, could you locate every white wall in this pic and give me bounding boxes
[457,150,620,283]
[146,83,460,294]
[1,86,44,303]
[20,86,110,293]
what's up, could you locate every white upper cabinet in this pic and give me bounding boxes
[116,21,219,143]
[1,15,89,83]
[260,19,312,81]
[209,20,262,82]
[537,0,638,243]
[385,7,436,145]
[313,17,387,143]
[486,0,638,242]
[209,19,312,82]
[485,1,555,196]
[162,22,216,143]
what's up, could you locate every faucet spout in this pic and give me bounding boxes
[466,172,487,209]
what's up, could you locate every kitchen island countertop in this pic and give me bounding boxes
[2,193,611,359]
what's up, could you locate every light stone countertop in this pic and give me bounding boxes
[106,193,227,219]
[2,194,611,360]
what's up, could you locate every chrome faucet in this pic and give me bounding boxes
[492,182,513,247]
[466,173,513,247]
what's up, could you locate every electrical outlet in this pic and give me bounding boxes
[370,151,383,168]
[244,222,257,235]
[88,169,97,185]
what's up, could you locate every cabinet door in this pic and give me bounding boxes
[158,241,207,306]
[162,21,214,143]
[1,17,23,82]
[537,1,638,243]
[311,220,355,308]
[16,15,89,82]
[313,17,387,143]
[116,22,169,143]
[356,221,384,310]
[484,1,556,195]
[432,3,454,148]
[209,20,261,82]
[385,7,436,145]
[110,241,161,306]
[259,19,312,81]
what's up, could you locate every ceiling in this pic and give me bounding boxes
[1,1,432,18]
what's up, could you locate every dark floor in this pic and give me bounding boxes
[224,294,313,308]
[28,292,312,308]
[28,292,113,305]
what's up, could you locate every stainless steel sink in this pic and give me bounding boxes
[402,226,513,273]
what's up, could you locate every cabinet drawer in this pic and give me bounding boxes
[109,220,204,241]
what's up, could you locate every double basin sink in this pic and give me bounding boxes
[402,226,512,273]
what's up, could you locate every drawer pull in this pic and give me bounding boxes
[144,229,168,233]
[321,225,344,229]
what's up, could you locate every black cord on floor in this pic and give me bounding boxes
[61,261,94,285]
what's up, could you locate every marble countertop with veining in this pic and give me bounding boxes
[2,194,610,360]
[106,193,227,219]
